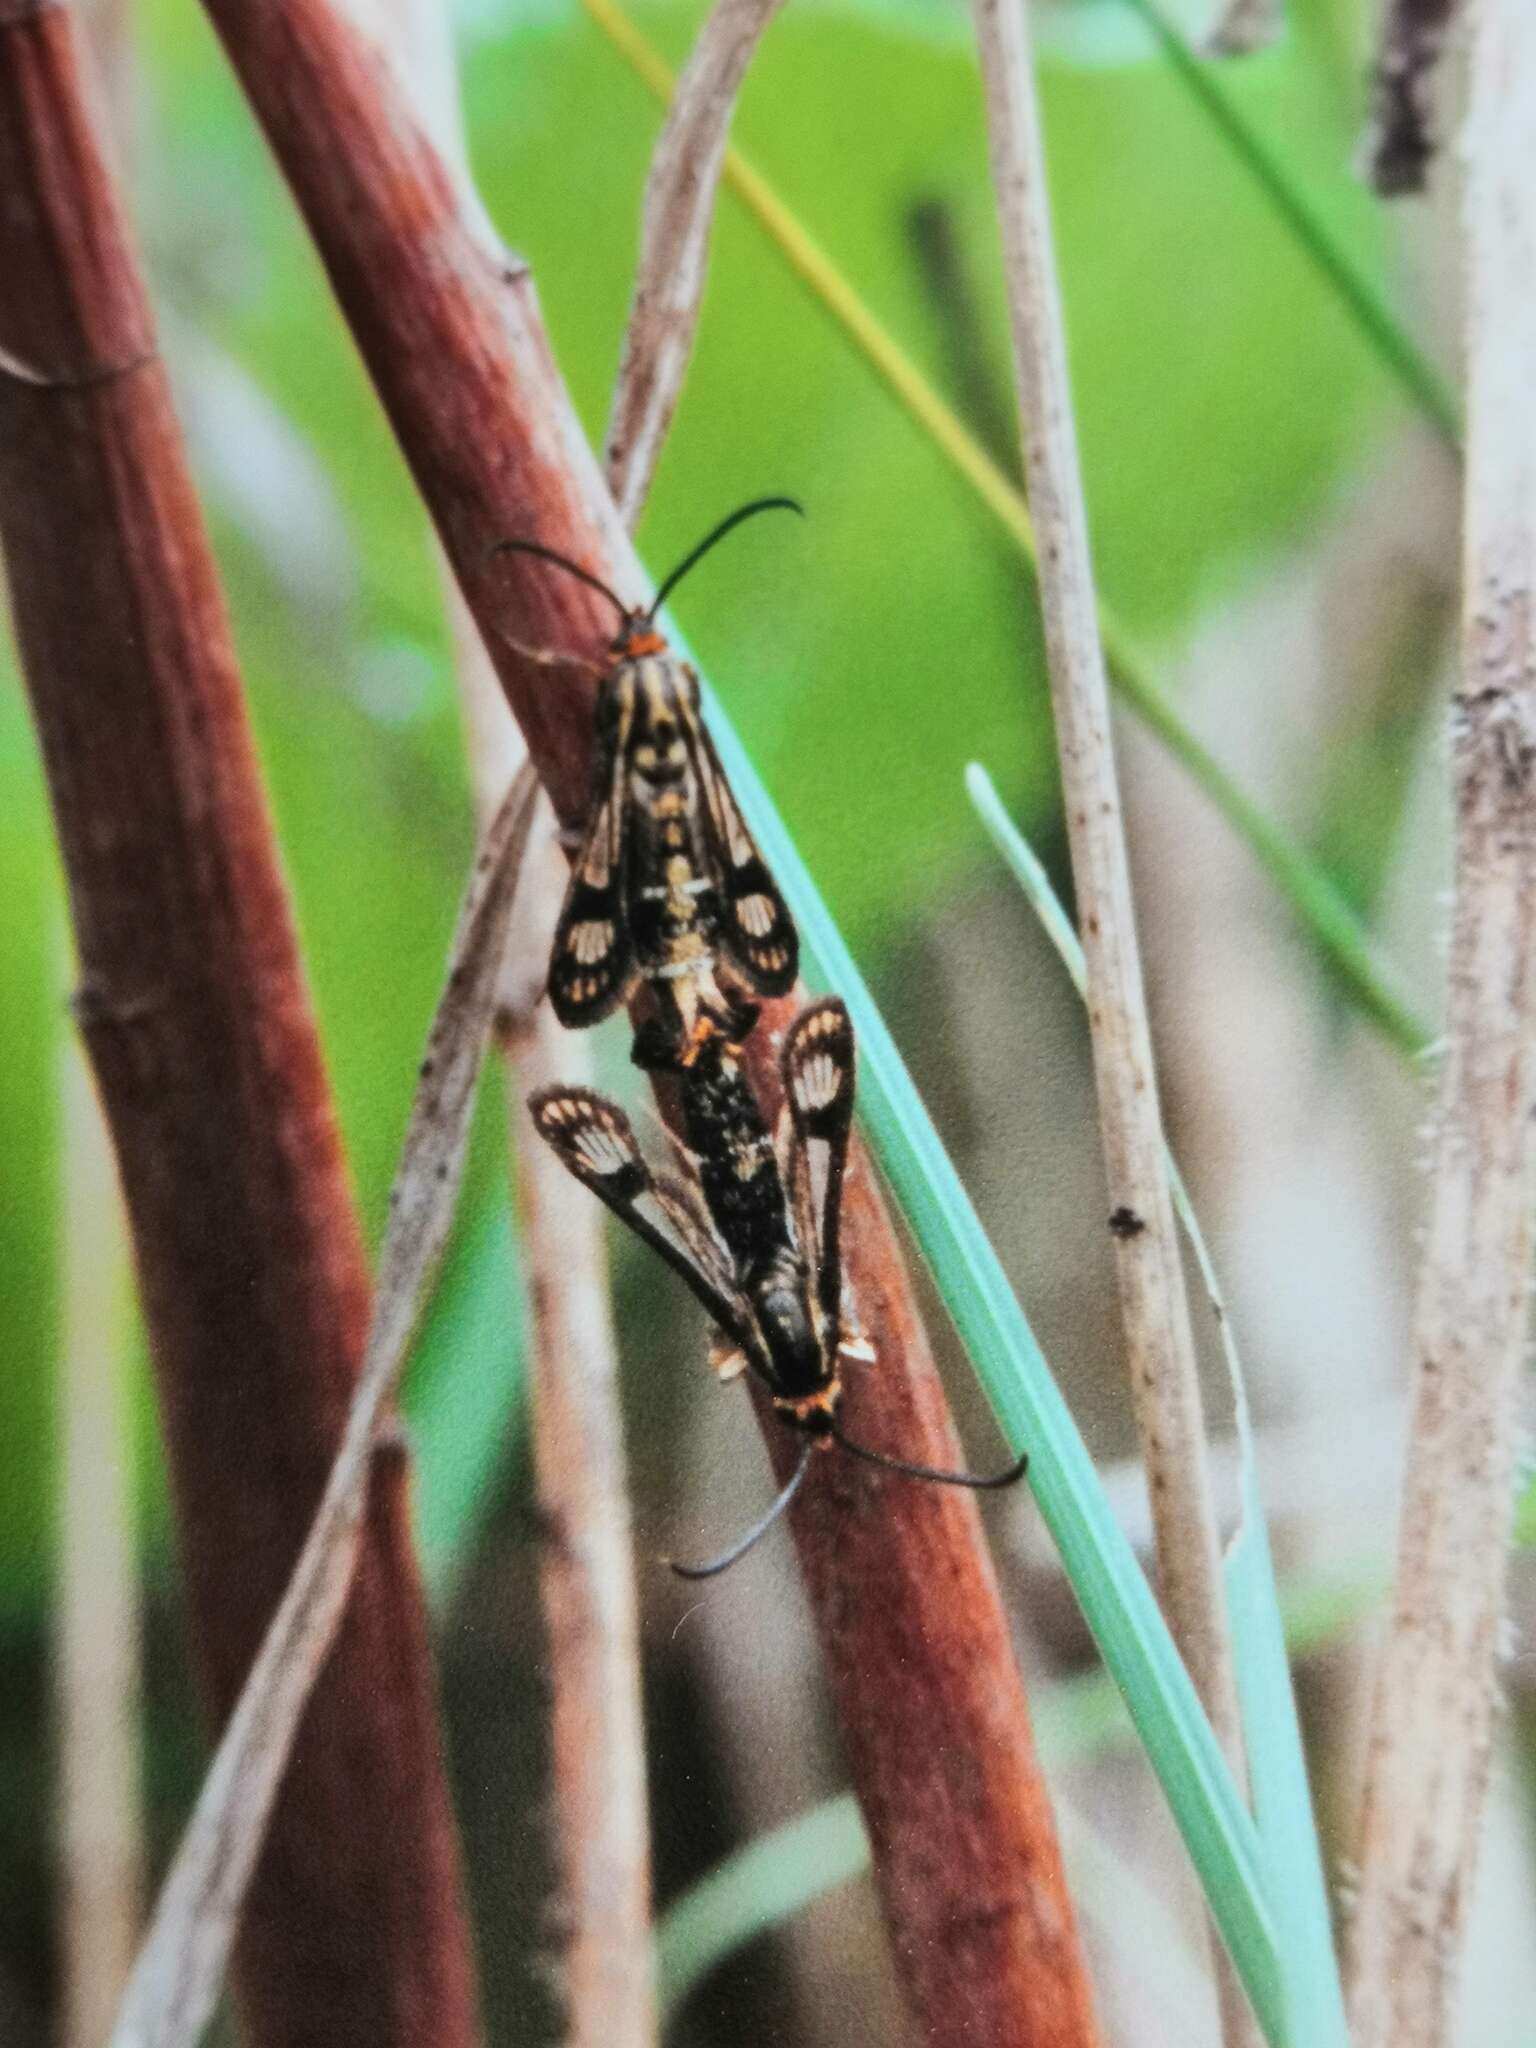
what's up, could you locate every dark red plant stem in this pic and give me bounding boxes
[189,0,1102,2037]
[0,9,478,2046]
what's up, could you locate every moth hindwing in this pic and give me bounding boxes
[527,1084,755,1351]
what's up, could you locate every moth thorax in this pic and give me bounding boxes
[640,784,690,822]
[632,745,688,787]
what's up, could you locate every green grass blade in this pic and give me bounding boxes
[966,761,1348,2045]
[657,1796,869,2028]
[1226,1493,1348,2045]
[408,1191,528,1607]
[584,0,1436,1066]
[682,660,1285,2043]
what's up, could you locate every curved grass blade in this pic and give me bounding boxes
[657,1796,869,2028]
[967,761,1348,2048]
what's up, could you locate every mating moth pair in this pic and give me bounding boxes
[501,501,1026,1576]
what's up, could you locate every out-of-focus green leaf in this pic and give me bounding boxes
[657,1795,868,2027]
[0,677,62,1620]
[406,1179,529,1607]
[459,2,1381,947]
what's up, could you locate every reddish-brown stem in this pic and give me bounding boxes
[188,0,1101,2038]
[0,10,477,2047]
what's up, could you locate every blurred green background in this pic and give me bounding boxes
[4,0,1495,2040]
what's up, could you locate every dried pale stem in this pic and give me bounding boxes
[111,766,537,2048]
[363,0,658,2015]
[1347,2,1536,2038]
[190,0,1102,2033]
[1364,0,1465,196]
[56,1042,141,2048]
[509,945,656,2048]
[603,0,785,522]
[459,620,658,2048]
[0,9,476,2045]
[972,0,1238,1774]
[971,0,1250,2034]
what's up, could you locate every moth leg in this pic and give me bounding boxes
[708,1334,750,1384]
[630,995,759,1074]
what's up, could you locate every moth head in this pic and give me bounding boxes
[610,615,669,662]
[491,499,801,682]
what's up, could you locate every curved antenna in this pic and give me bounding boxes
[665,1441,812,1580]
[830,1418,1029,1491]
[490,538,630,624]
[647,496,804,620]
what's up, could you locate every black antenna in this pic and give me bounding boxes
[648,496,803,620]
[830,1419,1029,1491]
[665,1442,812,1580]
[489,538,630,623]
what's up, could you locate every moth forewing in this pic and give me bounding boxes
[527,1085,755,1349]
[546,720,636,1028]
[646,1166,746,1317]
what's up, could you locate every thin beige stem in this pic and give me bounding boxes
[56,1031,142,2048]
[1346,3,1536,2039]
[361,0,658,2021]
[972,0,1249,2035]
[971,0,1237,1759]
[58,57,153,2038]
[603,0,786,524]
[458,606,658,2048]
[509,912,656,2048]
